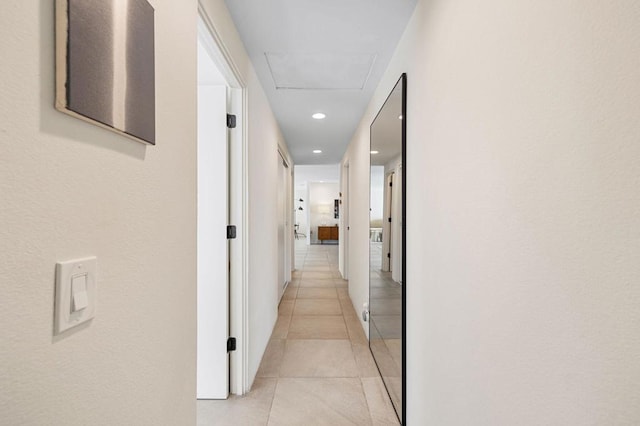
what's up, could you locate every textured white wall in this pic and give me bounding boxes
[295,164,341,184]
[244,70,286,383]
[0,0,198,424]
[342,118,372,337]
[200,0,291,387]
[345,0,640,423]
[294,187,308,237]
[0,0,290,423]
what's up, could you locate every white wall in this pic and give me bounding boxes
[342,126,371,338]
[344,0,640,423]
[244,69,291,386]
[339,164,350,278]
[0,0,198,423]
[294,187,308,237]
[200,0,292,388]
[277,156,287,300]
[0,1,290,423]
[295,164,340,184]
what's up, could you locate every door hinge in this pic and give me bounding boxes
[389,181,393,187]
[227,225,237,239]
[226,114,237,129]
[387,253,391,258]
[227,337,236,352]
[388,217,392,223]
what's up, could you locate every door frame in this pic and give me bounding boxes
[278,147,293,291]
[198,5,249,396]
[276,149,292,300]
[340,162,350,280]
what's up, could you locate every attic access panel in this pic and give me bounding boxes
[265,53,376,90]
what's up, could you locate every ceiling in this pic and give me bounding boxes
[224,0,417,165]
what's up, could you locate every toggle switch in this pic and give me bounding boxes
[71,274,89,312]
[55,257,97,334]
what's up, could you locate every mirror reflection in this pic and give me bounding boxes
[370,75,405,423]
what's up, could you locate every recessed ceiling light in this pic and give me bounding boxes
[313,150,322,154]
[312,113,326,120]
[370,150,379,154]
[399,115,403,120]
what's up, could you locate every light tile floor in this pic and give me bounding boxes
[197,241,399,426]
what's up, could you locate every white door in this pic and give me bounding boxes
[340,164,349,279]
[284,165,292,284]
[197,85,229,399]
[277,155,286,300]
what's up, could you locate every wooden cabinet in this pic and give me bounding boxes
[317,226,339,243]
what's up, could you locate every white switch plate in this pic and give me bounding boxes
[55,257,97,334]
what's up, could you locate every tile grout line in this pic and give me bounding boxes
[358,376,376,426]
[265,378,279,426]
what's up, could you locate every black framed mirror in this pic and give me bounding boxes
[369,74,406,423]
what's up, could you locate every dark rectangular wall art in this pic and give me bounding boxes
[55,0,156,145]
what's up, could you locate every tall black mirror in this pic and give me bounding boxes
[369,74,406,423]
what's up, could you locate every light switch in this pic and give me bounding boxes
[71,274,89,312]
[55,257,97,334]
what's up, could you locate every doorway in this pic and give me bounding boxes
[277,151,292,300]
[196,28,229,400]
[196,10,248,398]
[340,163,350,280]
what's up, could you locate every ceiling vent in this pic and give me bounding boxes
[265,53,376,90]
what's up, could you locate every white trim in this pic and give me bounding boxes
[197,5,246,88]
[231,87,250,395]
[197,4,249,395]
[277,146,291,168]
[340,162,350,280]
[277,146,294,287]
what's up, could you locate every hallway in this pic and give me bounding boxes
[197,241,399,425]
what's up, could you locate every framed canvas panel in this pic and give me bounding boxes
[55,0,156,145]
